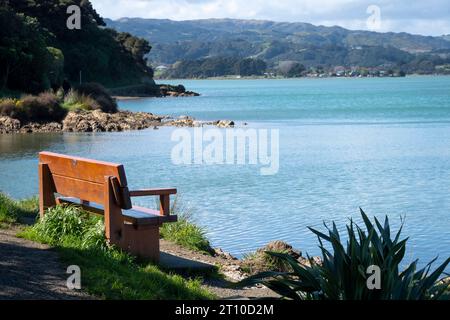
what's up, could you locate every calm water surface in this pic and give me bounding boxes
[1,77,450,266]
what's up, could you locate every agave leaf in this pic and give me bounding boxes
[267,251,321,288]
[232,271,287,288]
[308,226,331,242]
[263,279,302,300]
[417,257,450,296]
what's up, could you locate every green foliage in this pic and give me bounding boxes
[46,47,65,88]
[237,209,450,300]
[1,1,156,95]
[0,92,67,123]
[0,193,38,224]
[62,90,101,111]
[30,205,105,249]
[1,83,119,121]
[235,58,267,76]
[160,198,214,255]
[19,204,213,299]
[277,61,306,77]
[164,57,267,79]
[0,5,53,93]
[3,93,69,123]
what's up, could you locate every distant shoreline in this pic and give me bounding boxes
[156,74,450,81]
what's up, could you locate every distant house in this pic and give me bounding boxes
[334,66,346,77]
[155,65,168,71]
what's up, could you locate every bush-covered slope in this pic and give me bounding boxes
[0,0,155,94]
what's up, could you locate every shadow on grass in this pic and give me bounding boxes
[18,226,214,300]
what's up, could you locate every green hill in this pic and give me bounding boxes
[106,18,450,77]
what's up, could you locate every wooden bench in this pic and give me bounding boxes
[38,151,177,262]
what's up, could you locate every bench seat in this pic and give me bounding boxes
[58,197,177,226]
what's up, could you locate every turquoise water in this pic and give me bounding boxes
[1,77,450,267]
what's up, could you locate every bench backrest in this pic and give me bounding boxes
[39,152,132,209]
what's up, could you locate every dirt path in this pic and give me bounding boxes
[0,226,91,300]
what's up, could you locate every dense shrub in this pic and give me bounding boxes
[73,83,118,113]
[0,93,66,123]
[0,98,20,118]
[237,209,450,300]
[18,92,67,122]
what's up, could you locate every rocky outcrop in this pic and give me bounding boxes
[19,122,62,133]
[111,83,200,98]
[241,241,321,275]
[159,84,200,97]
[62,110,162,132]
[165,116,236,128]
[214,120,235,128]
[0,111,237,134]
[0,116,20,134]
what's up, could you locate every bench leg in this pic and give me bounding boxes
[121,224,160,263]
[39,163,56,218]
[104,176,124,247]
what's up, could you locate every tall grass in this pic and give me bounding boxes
[160,197,214,255]
[0,193,38,224]
[62,90,101,111]
[19,204,213,300]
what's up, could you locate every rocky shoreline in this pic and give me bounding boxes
[187,240,322,282]
[0,110,235,134]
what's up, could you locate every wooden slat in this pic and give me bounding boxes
[39,152,128,186]
[53,175,104,204]
[57,197,176,226]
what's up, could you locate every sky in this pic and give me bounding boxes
[90,0,450,36]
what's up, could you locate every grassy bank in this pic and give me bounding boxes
[160,199,214,255]
[0,193,213,300]
[0,193,38,225]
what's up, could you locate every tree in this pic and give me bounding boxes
[234,58,267,76]
[277,61,306,77]
[0,5,52,93]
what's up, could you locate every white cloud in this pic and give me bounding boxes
[90,0,450,35]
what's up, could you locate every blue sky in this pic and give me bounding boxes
[90,0,450,36]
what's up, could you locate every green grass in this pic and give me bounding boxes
[160,198,214,255]
[61,90,100,112]
[18,204,214,300]
[0,193,38,224]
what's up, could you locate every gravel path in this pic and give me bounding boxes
[0,226,91,300]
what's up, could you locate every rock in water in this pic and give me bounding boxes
[0,117,21,134]
[216,120,235,128]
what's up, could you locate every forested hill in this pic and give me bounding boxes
[0,0,155,94]
[106,18,450,76]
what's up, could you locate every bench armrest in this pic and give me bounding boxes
[129,188,177,197]
[129,188,177,216]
